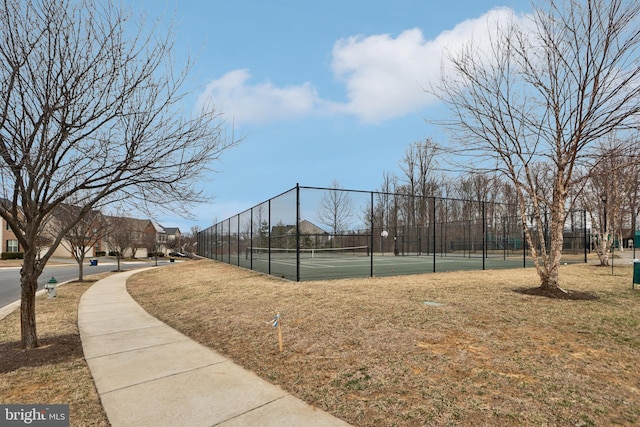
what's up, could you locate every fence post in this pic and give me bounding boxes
[296,183,300,282]
[370,191,374,277]
[503,217,507,261]
[268,199,271,276]
[227,218,231,263]
[482,201,486,270]
[432,197,436,272]
[523,225,527,268]
[583,209,588,263]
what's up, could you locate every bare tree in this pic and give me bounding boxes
[399,139,442,227]
[584,136,639,265]
[184,225,201,255]
[434,0,640,292]
[50,205,106,280]
[0,0,236,348]
[142,228,158,259]
[317,180,354,246]
[104,216,138,272]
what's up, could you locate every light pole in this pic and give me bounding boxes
[634,207,639,260]
[381,230,388,255]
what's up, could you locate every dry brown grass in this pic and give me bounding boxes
[128,259,640,427]
[0,277,109,427]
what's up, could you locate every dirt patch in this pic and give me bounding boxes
[514,286,600,300]
[0,333,83,373]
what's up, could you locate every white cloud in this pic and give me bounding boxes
[329,28,439,122]
[196,69,322,125]
[331,7,521,123]
[197,7,524,125]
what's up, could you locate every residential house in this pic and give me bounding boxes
[0,198,21,256]
[0,197,181,259]
[102,216,157,258]
[103,218,181,257]
[270,219,329,249]
[1,215,20,255]
[161,227,181,251]
[44,205,106,258]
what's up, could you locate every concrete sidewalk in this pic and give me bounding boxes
[78,269,351,427]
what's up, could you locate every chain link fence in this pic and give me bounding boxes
[197,184,589,281]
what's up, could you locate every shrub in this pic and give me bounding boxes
[96,251,106,256]
[1,252,24,260]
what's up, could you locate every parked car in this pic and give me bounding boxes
[169,252,186,257]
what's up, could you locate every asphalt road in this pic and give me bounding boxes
[0,258,176,309]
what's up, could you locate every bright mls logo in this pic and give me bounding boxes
[1,405,69,426]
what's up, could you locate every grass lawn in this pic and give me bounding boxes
[1,258,638,426]
[126,258,640,426]
[0,276,110,426]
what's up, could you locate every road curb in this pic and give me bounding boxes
[0,281,71,321]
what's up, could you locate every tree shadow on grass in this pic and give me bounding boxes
[0,333,83,373]
[514,287,599,300]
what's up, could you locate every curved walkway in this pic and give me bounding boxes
[78,269,351,427]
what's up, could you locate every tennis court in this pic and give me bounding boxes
[237,246,540,281]
[198,184,589,281]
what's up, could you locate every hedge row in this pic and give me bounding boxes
[1,252,24,260]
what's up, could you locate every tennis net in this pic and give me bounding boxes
[246,246,370,260]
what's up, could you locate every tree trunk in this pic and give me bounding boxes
[20,253,39,349]
[539,195,566,290]
[597,244,610,266]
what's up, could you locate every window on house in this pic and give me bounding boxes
[7,239,18,252]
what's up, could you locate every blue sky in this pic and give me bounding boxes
[139,0,532,232]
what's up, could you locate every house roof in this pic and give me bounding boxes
[271,220,327,235]
[163,227,180,235]
[151,221,166,233]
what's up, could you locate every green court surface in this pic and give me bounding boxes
[235,253,541,281]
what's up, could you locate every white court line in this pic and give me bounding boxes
[247,255,498,270]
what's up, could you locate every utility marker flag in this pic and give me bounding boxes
[272,312,283,352]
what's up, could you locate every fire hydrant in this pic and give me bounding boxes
[45,277,58,299]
